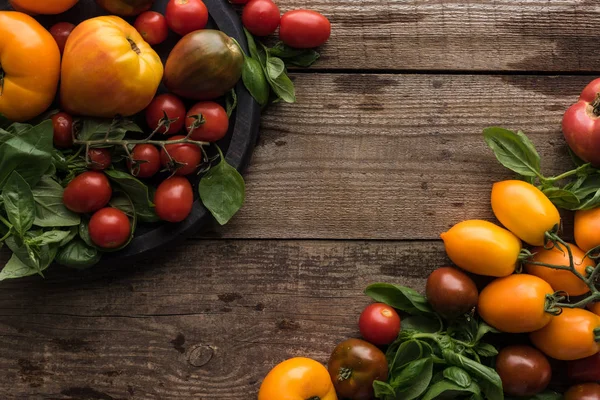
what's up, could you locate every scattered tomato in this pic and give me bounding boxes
[576,208,600,252]
[495,345,551,397]
[89,208,131,249]
[242,0,280,37]
[134,11,169,45]
[88,148,112,171]
[565,383,600,400]
[358,303,401,345]
[49,22,75,54]
[186,101,229,142]
[279,9,331,49]
[160,135,203,176]
[154,176,194,222]
[129,144,161,178]
[426,266,478,319]
[63,171,112,214]
[568,352,600,383]
[563,78,600,167]
[51,112,74,149]
[165,0,209,36]
[145,94,186,135]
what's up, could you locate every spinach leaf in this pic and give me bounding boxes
[242,57,270,107]
[78,118,142,141]
[373,380,395,399]
[394,357,433,400]
[31,176,80,227]
[365,283,434,315]
[56,238,101,269]
[421,379,482,400]
[268,42,320,67]
[104,169,159,222]
[483,127,541,178]
[2,171,35,235]
[443,366,472,388]
[0,254,39,281]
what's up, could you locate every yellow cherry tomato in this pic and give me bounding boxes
[258,357,338,400]
[524,243,593,296]
[440,220,521,277]
[575,208,600,252]
[491,180,560,246]
[530,308,600,361]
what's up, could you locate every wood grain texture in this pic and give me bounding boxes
[0,240,443,399]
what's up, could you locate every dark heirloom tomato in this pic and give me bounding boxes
[358,303,401,345]
[51,112,74,149]
[568,352,600,383]
[154,177,193,222]
[89,208,131,249]
[426,266,478,319]
[495,345,551,397]
[565,383,600,400]
[63,172,112,214]
[328,338,388,400]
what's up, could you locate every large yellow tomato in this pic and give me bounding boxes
[258,357,338,400]
[9,0,78,15]
[0,11,61,122]
[60,16,163,118]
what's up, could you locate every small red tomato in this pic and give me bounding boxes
[565,383,600,400]
[49,22,75,54]
[279,10,331,49]
[160,135,203,176]
[358,303,401,345]
[63,171,112,214]
[165,0,209,36]
[89,208,131,249]
[242,0,280,37]
[51,112,74,149]
[129,144,161,178]
[88,148,112,171]
[145,94,186,135]
[134,11,169,45]
[154,176,194,222]
[186,101,229,142]
[568,352,600,383]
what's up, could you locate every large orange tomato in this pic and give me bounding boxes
[60,16,163,118]
[0,11,61,122]
[9,0,78,15]
[575,208,600,252]
[95,0,155,16]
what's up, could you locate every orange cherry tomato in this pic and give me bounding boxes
[9,0,78,15]
[565,383,600,400]
[525,243,593,296]
[440,220,521,277]
[258,357,337,400]
[478,274,554,333]
[589,302,600,317]
[530,308,600,361]
[576,208,600,252]
[491,180,560,246]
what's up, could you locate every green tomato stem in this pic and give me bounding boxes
[0,214,12,229]
[542,163,591,183]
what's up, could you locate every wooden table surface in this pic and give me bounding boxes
[1,1,598,398]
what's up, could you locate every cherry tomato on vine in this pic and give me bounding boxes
[279,10,331,49]
[242,0,280,37]
[565,383,600,400]
[426,267,478,319]
[440,220,521,277]
[186,101,229,142]
[491,180,560,246]
[568,352,600,383]
[530,308,600,361]
[51,112,74,149]
[478,274,554,333]
[49,22,75,54]
[88,148,112,171]
[165,0,209,36]
[128,144,161,178]
[134,11,169,45]
[496,345,551,397]
[154,176,193,222]
[563,78,600,167]
[145,94,186,135]
[160,135,203,176]
[576,208,600,253]
[89,208,131,249]
[63,171,112,214]
[358,303,401,345]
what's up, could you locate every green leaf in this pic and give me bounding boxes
[0,254,39,281]
[365,283,434,315]
[60,226,79,247]
[443,350,503,400]
[261,44,296,103]
[6,236,38,269]
[104,169,159,223]
[395,357,433,400]
[2,171,35,235]
[569,147,587,167]
[78,118,142,141]
[225,88,238,118]
[243,27,259,60]
[55,238,101,269]
[542,187,580,209]
[373,381,395,399]
[483,127,541,178]
[266,56,286,79]
[7,122,33,136]
[391,358,431,389]
[475,321,500,342]
[268,42,320,67]
[31,176,80,227]
[421,379,482,400]
[0,114,10,129]
[388,340,427,374]
[199,151,245,225]
[79,219,94,248]
[242,57,270,107]
[28,230,71,246]
[443,366,472,388]
[475,342,499,357]
[401,316,441,333]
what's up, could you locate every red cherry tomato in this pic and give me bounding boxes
[145,94,186,135]
[279,10,331,49]
[129,144,161,178]
[88,148,112,171]
[49,22,75,54]
[165,0,209,36]
[51,112,74,149]
[134,11,169,45]
[358,303,401,345]
[242,0,280,37]
[186,101,229,142]
[160,135,203,176]
[568,352,600,383]
[89,208,131,249]
[63,172,112,214]
[154,176,193,222]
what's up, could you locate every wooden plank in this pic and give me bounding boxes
[276,0,600,71]
[209,73,582,240]
[0,240,443,399]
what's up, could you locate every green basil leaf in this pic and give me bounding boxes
[443,350,503,400]
[260,45,296,103]
[542,187,580,210]
[32,176,80,227]
[242,57,270,107]
[391,358,431,389]
[104,169,159,223]
[373,380,395,399]
[28,230,71,246]
[56,238,101,269]
[2,171,35,235]
[443,366,472,388]
[479,380,505,400]
[421,379,482,400]
[6,236,38,269]
[199,153,245,225]
[243,27,259,60]
[78,118,142,141]
[79,219,94,248]
[475,343,499,357]
[268,42,320,67]
[577,187,600,210]
[401,316,441,333]
[225,88,238,118]
[483,127,541,178]
[60,226,79,247]
[7,122,33,136]
[395,358,433,400]
[475,321,500,342]
[266,56,285,79]
[365,283,434,315]
[0,254,39,281]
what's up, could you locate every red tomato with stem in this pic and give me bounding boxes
[358,303,401,345]
[89,208,131,249]
[186,101,229,142]
[63,171,112,214]
[51,112,74,149]
[563,78,600,167]
[154,176,194,222]
[88,148,112,171]
[279,10,331,49]
[242,0,280,37]
[160,135,203,176]
[49,22,75,54]
[145,94,186,135]
[128,144,161,178]
[134,11,169,45]
[165,0,209,36]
